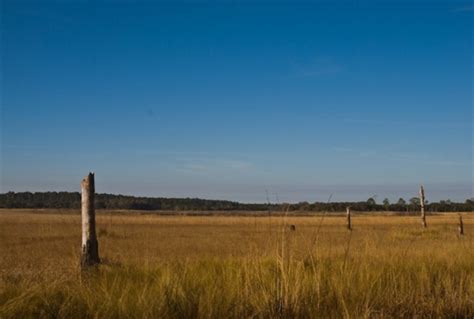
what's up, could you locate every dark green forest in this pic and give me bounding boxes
[0,192,472,213]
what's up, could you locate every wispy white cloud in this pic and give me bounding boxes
[341,117,471,129]
[331,147,353,153]
[331,147,471,167]
[3,144,48,150]
[175,157,254,174]
[289,57,343,78]
[359,151,377,158]
[452,5,474,12]
[390,152,471,167]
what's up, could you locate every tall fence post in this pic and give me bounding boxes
[458,214,464,236]
[81,172,100,268]
[346,207,352,231]
[419,185,427,228]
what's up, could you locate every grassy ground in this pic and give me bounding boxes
[0,209,473,318]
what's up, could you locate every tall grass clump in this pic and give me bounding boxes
[0,210,473,318]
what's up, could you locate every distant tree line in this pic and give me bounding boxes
[0,192,472,213]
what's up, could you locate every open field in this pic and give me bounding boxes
[1,209,473,318]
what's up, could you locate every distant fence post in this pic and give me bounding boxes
[419,185,427,228]
[346,207,352,231]
[81,172,100,268]
[458,214,464,236]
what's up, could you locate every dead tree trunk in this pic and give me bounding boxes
[346,207,352,231]
[419,185,427,228]
[81,172,100,268]
[458,214,464,236]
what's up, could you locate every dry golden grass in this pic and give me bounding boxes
[1,209,473,318]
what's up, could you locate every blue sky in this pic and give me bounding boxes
[1,1,472,202]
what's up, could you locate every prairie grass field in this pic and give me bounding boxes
[0,209,473,318]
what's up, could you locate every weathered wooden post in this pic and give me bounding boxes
[458,214,464,236]
[419,185,427,228]
[346,207,352,231]
[81,172,100,267]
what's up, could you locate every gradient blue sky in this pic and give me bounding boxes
[1,0,472,203]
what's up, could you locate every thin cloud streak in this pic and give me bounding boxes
[330,147,471,167]
[288,57,344,78]
[341,118,471,129]
[174,158,254,174]
[452,5,474,12]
